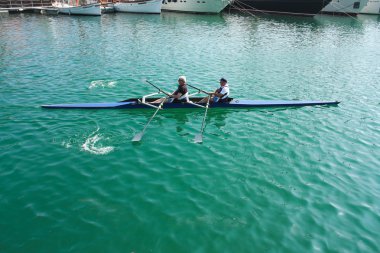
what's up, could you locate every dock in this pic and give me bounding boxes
[0,0,57,13]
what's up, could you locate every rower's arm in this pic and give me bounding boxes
[171,92,183,99]
[214,92,223,98]
[207,90,217,96]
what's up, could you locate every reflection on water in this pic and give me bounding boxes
[161,11,227,25]
[173,112,190,134]
[314,14,365,29]
[357,13,380,22]
[208,110,229,129]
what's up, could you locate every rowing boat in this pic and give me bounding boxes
[42,80,339,143]
[41,97,339,109]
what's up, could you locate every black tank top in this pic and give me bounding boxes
[174,84,188,96]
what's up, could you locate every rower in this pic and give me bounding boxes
[198,78,230,103]
[153,76,189,103]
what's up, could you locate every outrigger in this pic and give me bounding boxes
[41,81,340,109]
[41,80,340,142]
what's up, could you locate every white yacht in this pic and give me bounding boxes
[161,0,231,14]
[53,0,101,15]
[321,0,369,15]
[114,0,162,13]
[360,0,380,14]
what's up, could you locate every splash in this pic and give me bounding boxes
[88,80,117,89]
[81,128,114,155]
[61,140,72,149]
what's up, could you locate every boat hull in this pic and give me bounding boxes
[41,98,340,109]
[101,5,115,13]
[114,0,162,14]
[161,0,231,13]
[321,0,369,15]
[229,0,332,16]
[360,0,380,14]
[56,3,101,16]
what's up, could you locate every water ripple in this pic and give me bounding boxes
[1,12,380,253]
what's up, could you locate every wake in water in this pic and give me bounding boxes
[88,80,117,89]
[61,140,72,149]
[81,128,114,155]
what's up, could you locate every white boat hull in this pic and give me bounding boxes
[114,0,162,13]
[101,5,115,13]
[161,0,231,13]
[56,3,101,16]
[321,0,369,15]
[360,0,380,14]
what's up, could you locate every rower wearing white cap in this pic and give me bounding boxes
[153,76,189,104]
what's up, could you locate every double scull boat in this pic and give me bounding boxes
[41,97,339,109]
[41,81,339,143]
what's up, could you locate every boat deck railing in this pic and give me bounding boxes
[0,0,54,8]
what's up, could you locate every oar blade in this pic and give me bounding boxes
[132,132,143,142]
[194,133,203,143]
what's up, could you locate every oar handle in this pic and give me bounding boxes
[187,83,210,96]
[145,80,172,97]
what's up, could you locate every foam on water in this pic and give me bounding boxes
[61,140,72,149]
[81,128,114,155]
[88,80,117,89]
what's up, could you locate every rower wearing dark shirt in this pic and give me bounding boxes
[153,76,189,103]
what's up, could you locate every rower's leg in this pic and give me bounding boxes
[198,96,211,104]
[152,98,164,103]
[152,98,173,104]
[197,96,214,104]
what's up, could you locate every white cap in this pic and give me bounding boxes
[178,76,187,83]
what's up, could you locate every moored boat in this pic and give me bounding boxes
[360,0,380,14]
[229,0,332,16]
[114,0,162,13]
[321,0,369,15]
[161,0,231,14]
[40,7,59,14]
[41,97,340,109]
[53,0,102,15]
[101,4,115,13]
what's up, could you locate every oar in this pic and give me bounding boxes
[194,95,211,143]
[145,80,172,96]
[187,83,210,95]
[132,96,167,142]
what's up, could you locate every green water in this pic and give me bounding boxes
[1,12,380,253]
